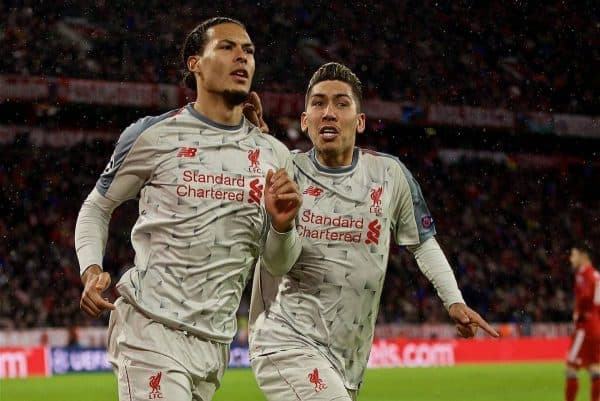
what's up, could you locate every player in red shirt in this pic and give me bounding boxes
[566,242,600,401]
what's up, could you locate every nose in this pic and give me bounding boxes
[322,103,337,121]
[234,46,247,64]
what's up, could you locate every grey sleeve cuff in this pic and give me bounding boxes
[74,188,120,276]
[261,224,301,276]
[407,237,465,309]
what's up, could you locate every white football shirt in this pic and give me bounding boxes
[75,104,297,343]
[250,147,457,389]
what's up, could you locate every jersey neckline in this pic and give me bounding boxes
[308,148,359,174]
[185,103,244,131]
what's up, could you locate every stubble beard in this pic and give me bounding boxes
[222,89,249,108]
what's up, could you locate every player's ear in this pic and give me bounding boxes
[188,55,204,82]
[356,112,366,134]
[300,112,309,135]
[187,55,199,72]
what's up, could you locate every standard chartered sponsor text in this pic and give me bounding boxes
[178,170,246,201]
[298,210,364,243]
[182,170,246,187]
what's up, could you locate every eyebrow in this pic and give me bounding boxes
[219,39,255,49]
[310,93,353,101]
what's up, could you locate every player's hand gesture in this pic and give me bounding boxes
[264,169,302,233]
[243,91,269,134]
[80,264,115,318]
[448,303,499,338]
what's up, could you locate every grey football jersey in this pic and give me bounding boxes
[250,148,435,389]
[80,104,293,343]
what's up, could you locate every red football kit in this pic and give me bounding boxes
[567,264,600,368]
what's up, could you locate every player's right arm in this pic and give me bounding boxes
[260,145,302,276]
[75,117,157,317]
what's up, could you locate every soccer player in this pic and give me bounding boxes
[249,62,499,400]
[566,242,600,401]
[74,17,302,401]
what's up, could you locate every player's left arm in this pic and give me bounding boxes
[261,149,302,276]
[391,160,498,338]
[406,238,499,338]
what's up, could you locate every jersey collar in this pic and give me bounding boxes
[185,103,244,131]
[308,147,359,174]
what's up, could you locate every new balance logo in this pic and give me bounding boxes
[303,186,323,197]
[177,147,197,158]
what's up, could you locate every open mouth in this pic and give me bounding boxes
[319,126,339,140]
[231,69,249,80]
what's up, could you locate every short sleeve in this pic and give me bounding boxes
[391,159,436,246]
[96,117,158,202]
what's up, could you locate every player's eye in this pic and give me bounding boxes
[244,47,255,54]
[312,101,324,107]
[338,102,349,108]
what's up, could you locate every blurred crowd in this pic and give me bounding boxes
[1,0,598,114]
[1,0,598,334]
[1,134,598,330]
[380,156,599,328]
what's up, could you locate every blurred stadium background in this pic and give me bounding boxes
[0,1,598,400]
